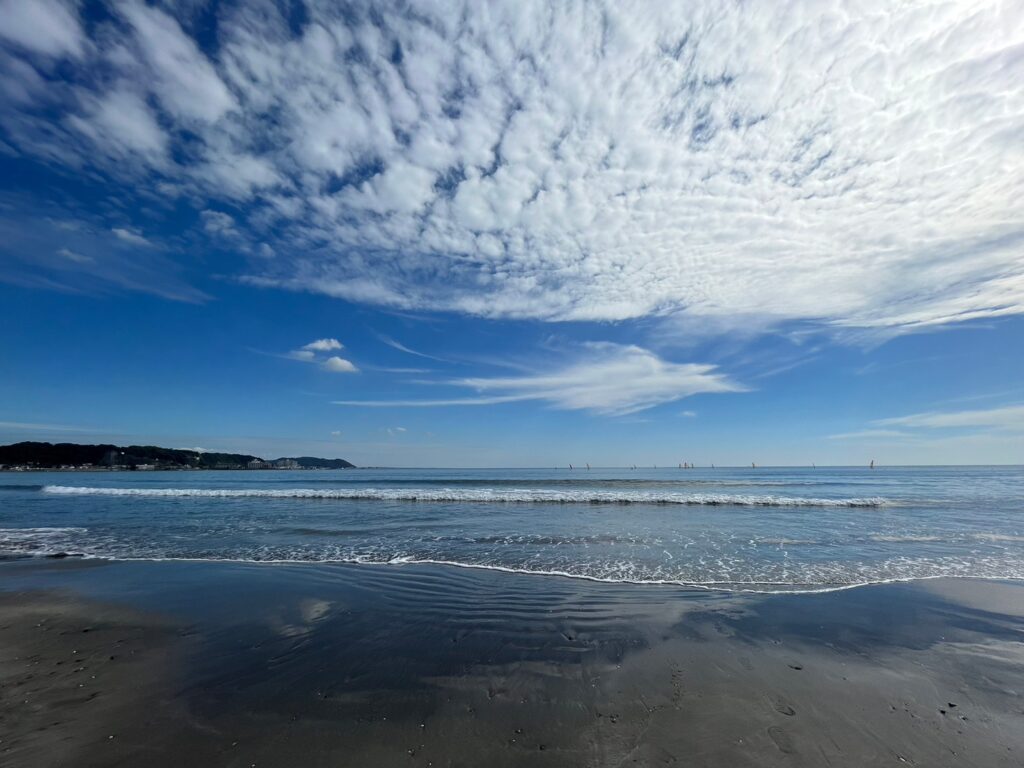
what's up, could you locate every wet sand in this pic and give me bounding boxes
[1,559,1022,767]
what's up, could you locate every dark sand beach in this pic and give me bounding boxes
[1,559,1022,767]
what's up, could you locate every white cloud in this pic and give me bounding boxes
[68,90,168,162]
[0,206,208,303]
[201,210,239,238]
[377,335,444,361]
[334,395,525,407]
[282,339,355,371]
[3,1,1023,334]
[322,355,358,373]
[0,420,91,432]
[335,342,740,415]
[828,429,911,441]
[371,366,432,374]
[118,3,235,124]
[57,247,93,264]
[0,0,84,59]
[111,227,152,247]
[875,404,1024,431]
[680,411,697,418]
[330,430,341,436]
[303,338,343,352]
[831,403,1024,444]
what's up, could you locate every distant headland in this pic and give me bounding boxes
[0,442,355,471]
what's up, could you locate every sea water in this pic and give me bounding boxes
[1,466,1021,593]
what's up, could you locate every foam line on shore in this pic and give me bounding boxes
[13,550,1024,595]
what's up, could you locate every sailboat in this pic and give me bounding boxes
[569,464,573,470]
[751,462,756,469]
[870,459,875,469]
[586,463,590,471]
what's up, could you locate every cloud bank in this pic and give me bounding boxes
[2,0,1022,331]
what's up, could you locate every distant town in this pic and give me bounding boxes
[0,442,355,472]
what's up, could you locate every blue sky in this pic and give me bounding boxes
[1,0,1022,466]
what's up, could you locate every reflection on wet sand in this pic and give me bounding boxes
[1,559,1022,767]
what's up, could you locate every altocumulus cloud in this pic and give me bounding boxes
[2,1,1023,331]
[334,343,742,416]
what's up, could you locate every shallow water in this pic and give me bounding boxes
[1,466,1022,592]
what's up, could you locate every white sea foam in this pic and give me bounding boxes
[5,527,1021,594]
[50,553,1024,596]
[0,527,87,556]
[972,533,1024,542]
[41,486,888,507]
[0,526,87,537]
[869,534,946,543]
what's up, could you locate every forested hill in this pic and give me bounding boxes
[0,442,354,470]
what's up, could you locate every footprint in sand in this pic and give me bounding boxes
[768,726,797,754]
[773,696,796,716]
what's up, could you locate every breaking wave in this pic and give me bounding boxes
[41,485,889,507]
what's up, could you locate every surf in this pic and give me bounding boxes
[41,485,889,507]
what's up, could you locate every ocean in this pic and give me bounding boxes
[1,465,1021,593]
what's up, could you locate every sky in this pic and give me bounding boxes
[1,0,1022,466]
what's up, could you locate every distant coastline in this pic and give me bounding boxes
[0,441,355,472]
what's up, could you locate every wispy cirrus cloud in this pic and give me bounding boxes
[0,1,1021,334]
[831,403,1024,442]
[828,429,911,441]
[875,404,1024,431]
[56,247,92,264]
[110,227,152,247]
[335,342,741,416]
[0,201,208,302]
[377,335,447,362]
[0,420,94,432]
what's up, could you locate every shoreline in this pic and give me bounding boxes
[2,558,1022,767]
[14,551,1024,597]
